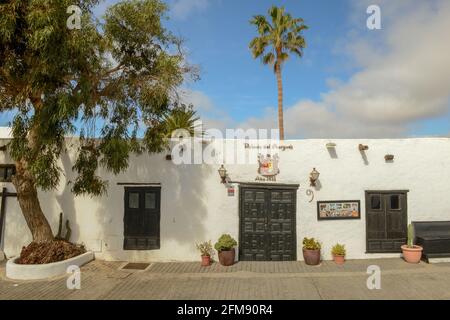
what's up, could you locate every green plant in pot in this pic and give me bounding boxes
[214,234,237,266]
[302,237,321,266]
[401,224,423,263]
[331,243,346,265]
[196,241,214,266]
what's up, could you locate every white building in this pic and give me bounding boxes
[1,135,450,262]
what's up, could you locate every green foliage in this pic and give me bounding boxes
[214,234,237,252]
[0,0,195,195]
[331,243,346,256]
[196,240,214,257]
[71,138,108,196]
[163,103,201,139]
[407,223,415,248]
[249,5,308,71]
[302,237,321,250]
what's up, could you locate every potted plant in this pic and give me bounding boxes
[401,224,423,263]
[331,243,346,265]
[214,234,237,266]
[302,237,321,266]
[196,241,214,266]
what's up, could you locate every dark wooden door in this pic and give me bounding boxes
[124,187,161,250]
[366,191,408,253]
[239,185,297,261]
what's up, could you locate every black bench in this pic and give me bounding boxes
[413,221,450,260]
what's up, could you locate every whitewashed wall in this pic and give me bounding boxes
[1,138,450,262]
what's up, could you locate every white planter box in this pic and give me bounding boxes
[6,251,94,280]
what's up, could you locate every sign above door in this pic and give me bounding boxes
[256,153,280,182]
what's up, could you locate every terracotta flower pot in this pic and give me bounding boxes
[218,248,235,266]
[201,255,211,267]
[333,255,345,265]
[303,249,321,266]
[401,245,423,263]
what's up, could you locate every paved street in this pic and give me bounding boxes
[1,258,450,299]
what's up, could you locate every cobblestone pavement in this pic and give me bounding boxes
[1,259,450,299]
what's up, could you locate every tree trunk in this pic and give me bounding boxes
[275,61,284,141]
[12,161,54,242]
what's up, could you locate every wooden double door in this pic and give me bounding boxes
[365,191,408,253]
[239,185,298,261]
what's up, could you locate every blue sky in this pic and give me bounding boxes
[165,0,353,117]
[1,0,449,138]
[96,0,450,138]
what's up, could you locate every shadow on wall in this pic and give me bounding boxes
[327,147,338,159]
[313,179,322,191]
[55,151,80,241]
[1,187,33,257]
[4,142,213,261]
[90,152,213,261]
[359,150,369,165]
[3,152,81,257]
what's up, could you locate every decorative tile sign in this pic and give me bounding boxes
[255,153,279,182]
[317,200,361,220]
[258,154,279,176]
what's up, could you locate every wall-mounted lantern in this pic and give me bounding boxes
[309,168,320,187]
[218,164,227,184]
[359,144,369,151]
[385,154,394,161]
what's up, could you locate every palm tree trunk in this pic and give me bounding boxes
[275,62,284,140]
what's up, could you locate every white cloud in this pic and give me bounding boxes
[180,89,213,112]
[179,89,234,133]
[238,0,450,138]
[179,1,450,139]
[237,101,405,139]
[170,0,210,20]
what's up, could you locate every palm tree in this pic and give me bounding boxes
[249,6,308,140]
[162,104,203,160]
[162,104,202,139]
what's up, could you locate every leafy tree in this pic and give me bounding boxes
[249,6,308,140]
[0,0,195,241]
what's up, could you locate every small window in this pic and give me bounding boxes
[0,165,16,182]
[390,195,400,210]
[370,195,381,210]
[128,192,140,209]
[145,192,156,209]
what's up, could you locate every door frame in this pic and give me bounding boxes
[365,190,409,253]
[238,183,299,261]
[123,186,161,250]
